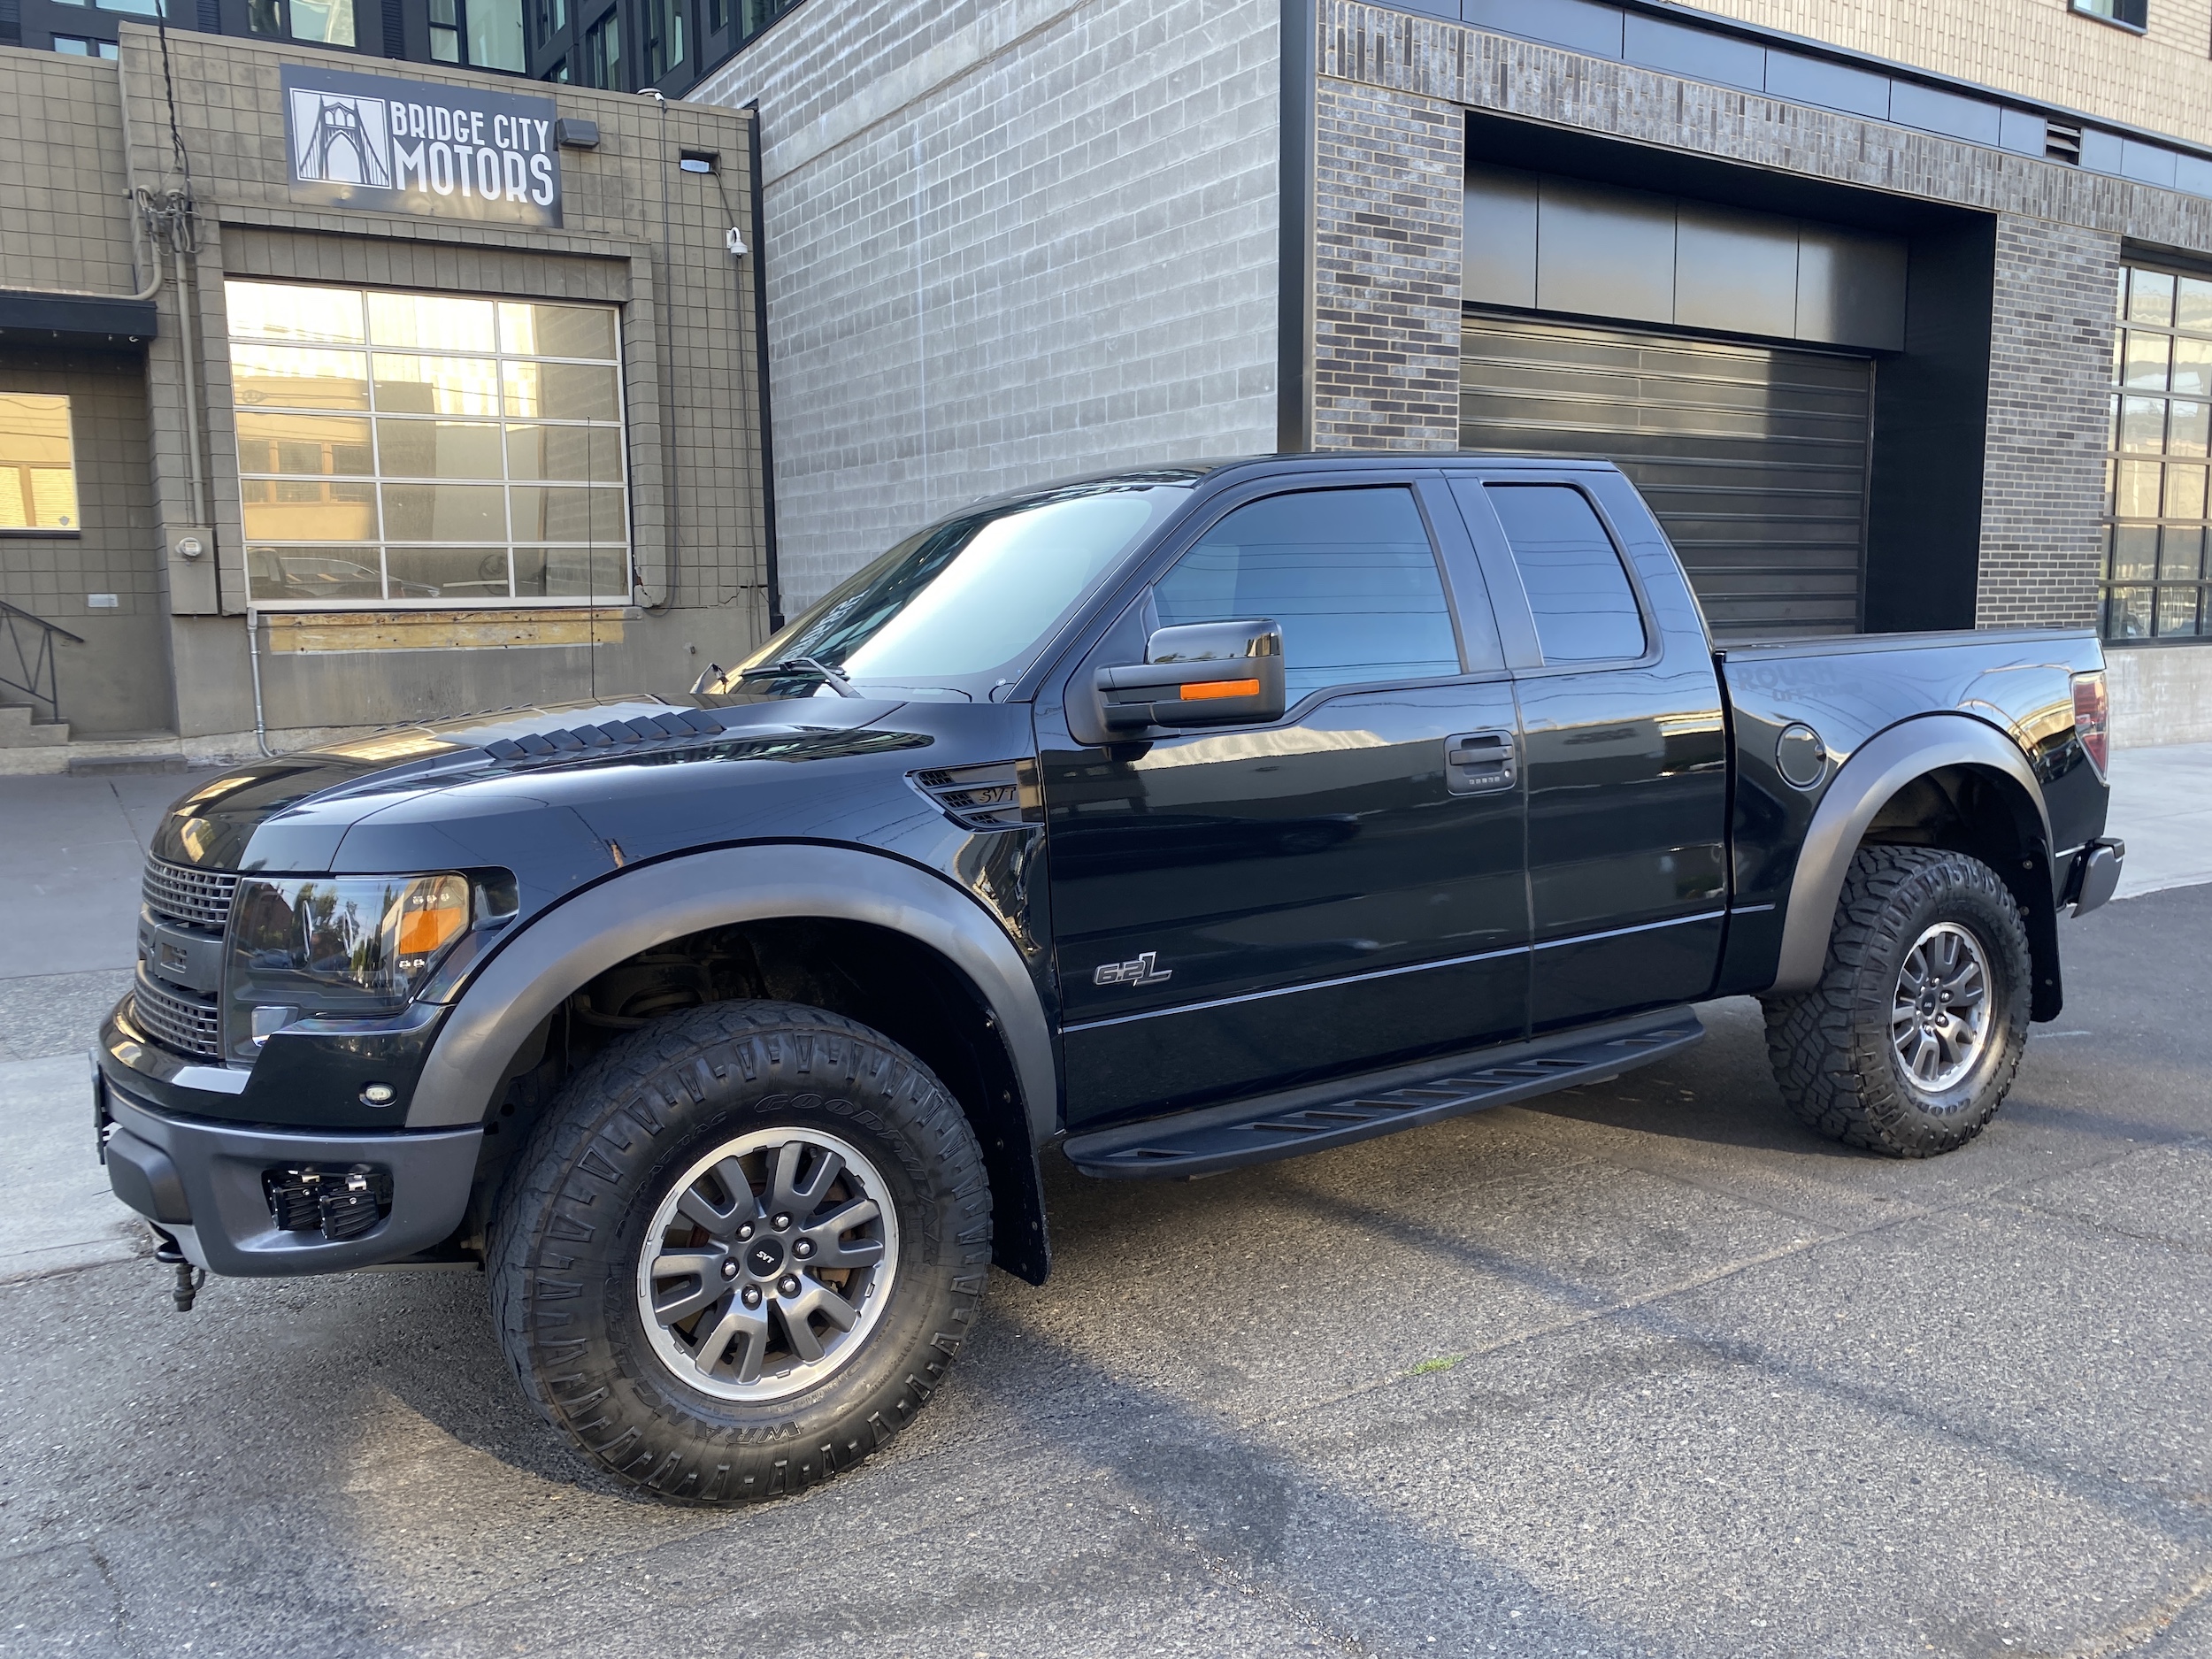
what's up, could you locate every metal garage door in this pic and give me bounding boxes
[1459,313,1874,637]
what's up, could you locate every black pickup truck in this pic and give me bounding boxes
[96,454,2124,1503]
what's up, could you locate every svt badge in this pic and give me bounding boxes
[1094,951,1171,987]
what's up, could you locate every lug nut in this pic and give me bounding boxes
[741,1285,762,1308]
[737,1224,754,1240]
[778,1274,800,1297]
[792,1239,814,1259]
[721,1260,739,1279]
[771,1212,792,1232]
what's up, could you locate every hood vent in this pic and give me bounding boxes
[911,759,1042,831]
[478,708,731,761]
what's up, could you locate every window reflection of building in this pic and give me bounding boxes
[2104,265,2212,641]
[0,394,81,533]
[227,280,630,606]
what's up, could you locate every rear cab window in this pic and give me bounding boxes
[1472,482,1647,664]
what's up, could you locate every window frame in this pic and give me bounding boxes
[1449,473,1661,674]
[0,392,82,538]
[2069,0,2147,35]
[2101,260,2212,647]
[225,278,634,611]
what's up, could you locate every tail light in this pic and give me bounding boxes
[2071,670,2109,780]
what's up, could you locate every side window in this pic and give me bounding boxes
[1153,487,1463,700]
[1484,484,1647,664]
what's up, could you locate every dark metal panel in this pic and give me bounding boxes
[0,290,157,342]
[1463,165,1537,308]
[1535,178,1674,326]
[1762,50,1891,119]
[1623,12,1764,91]
[1796,225,1908,351]
[1674,203,1799,342]
[1459,313,1874,637]
[1459,0,1622,58]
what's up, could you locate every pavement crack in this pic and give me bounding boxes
[2059,1558,2212,1657]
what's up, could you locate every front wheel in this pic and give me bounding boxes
[1763,845,2032,1157]
[489,1002,991,1503]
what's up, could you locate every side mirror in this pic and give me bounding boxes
[1094,619,1286,733]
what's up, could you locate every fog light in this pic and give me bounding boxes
[262,1163,392,1241]
[360,1082,396,1108]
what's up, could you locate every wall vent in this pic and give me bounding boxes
[2046,120,2085,164]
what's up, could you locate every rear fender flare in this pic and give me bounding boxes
[1768,714,2051,995]
[404,843,1058,1146]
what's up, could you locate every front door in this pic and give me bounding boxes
[1041,478,1530,1127]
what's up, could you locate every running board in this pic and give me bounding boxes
[1062,1011,1704,1179]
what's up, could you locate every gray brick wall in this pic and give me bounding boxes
[1978,217,2119,631]
[693,0,1280,609]
[0,49,137,299]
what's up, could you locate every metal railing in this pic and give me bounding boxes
[0,598,86,727]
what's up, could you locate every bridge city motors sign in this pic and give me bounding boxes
[280,64,562,228]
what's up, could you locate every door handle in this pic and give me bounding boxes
[1445,730,1517,795]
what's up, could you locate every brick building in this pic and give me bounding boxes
[693,0,2212,744]
[0,27,768,767]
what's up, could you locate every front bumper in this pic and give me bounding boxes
[96,1063,481,1277]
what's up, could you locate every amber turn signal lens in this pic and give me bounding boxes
[395,874,471,957]
[2070,670,2109,781]
[1179,678,1260,702]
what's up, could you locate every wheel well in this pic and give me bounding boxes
[480,918,1049,1284]
[1860,763,2063,1020]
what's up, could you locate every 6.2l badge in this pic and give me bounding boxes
[1094,950,1172,987]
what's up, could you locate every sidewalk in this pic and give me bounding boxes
[1,740,2208,1284]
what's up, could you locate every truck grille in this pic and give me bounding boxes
[142,857,239,931]
[131,967,223,1058]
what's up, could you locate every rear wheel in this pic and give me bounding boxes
[1763,846,2032,1157]
[489,1001,991,1503]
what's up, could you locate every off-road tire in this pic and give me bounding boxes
[488,1001,991,1503]
[1763,846,2032,1158]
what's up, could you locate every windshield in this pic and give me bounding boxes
[730,482,1188,697]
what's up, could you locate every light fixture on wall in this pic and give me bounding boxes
[726,227,749,258]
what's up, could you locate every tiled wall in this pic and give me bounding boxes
[691,0,1281,610]
[0,48,137,298]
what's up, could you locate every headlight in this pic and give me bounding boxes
[226,872,478,1057]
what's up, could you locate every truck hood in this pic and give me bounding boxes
[149,694,906,873]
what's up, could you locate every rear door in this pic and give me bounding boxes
[1449,471,1730,1033]
[1041,475,1529,1126]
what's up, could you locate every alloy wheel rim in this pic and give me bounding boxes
[1889,921,1992,1094]
[635,1127,901,1404]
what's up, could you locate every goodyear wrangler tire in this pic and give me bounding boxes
[1762,845,2032,1158]
[488,1001,992,1503]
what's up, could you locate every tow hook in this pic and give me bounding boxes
[150,1227,204,1312]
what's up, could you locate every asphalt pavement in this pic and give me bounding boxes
[2,752,2210,1656]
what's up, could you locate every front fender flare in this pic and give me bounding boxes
[404,842,1058,1144]
[1768,714,2051,995]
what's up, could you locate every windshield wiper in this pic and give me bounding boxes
[734,656,863,698]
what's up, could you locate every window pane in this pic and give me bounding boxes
[367,293,496,352]
[503,359,619,420]
[509,484,626,541]
[2119,396,2165,452]
[2154,585,2203,637]
[2177,277,2212,332]
[467,0,525,68]
[517,545,630,597]
[2173,338,2212,401]
[2130,269,2175,326]
[2172,401,2210,457]
[227,281,365,344]
[241,478,377,541]
[506,423,623,481]
[1486,484,1647,664]
[386,546,514,601]
[375,419,503,480]
[234,413,373,478]
[2124,331,2170,391]
[2170,465,2209,520]
[1155,487,1462,698]
[373,354,503,416]
[2103,586,2154,639]
[380,482,507,541]
[2115,459,2162,518]
[2161,526,2206,581]
[2109,526,2159,581]
[247,545,382,601]
[0,393,80,531]
[231,346,370,411]
[499,301,618,360]
[288,0,355,43]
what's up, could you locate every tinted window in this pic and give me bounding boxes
[1154,487,1461,699]
[1485,485,1647,663]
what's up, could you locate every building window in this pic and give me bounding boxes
[641,0,683,81]
[227,280,631,608]
[531,0,565,48]
[2103,265,2212,642]
[246,0,357,47]
[426,0,521,66]
[0,395,81,534]
[2071,0,2147,29]
[582,8,619,87]
[51,35,121,56]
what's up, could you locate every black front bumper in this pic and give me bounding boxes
[96,1063,482,1278]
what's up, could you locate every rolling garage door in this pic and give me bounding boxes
[1459,313,1874,637]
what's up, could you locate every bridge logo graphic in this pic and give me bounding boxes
[287,88,394,188]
